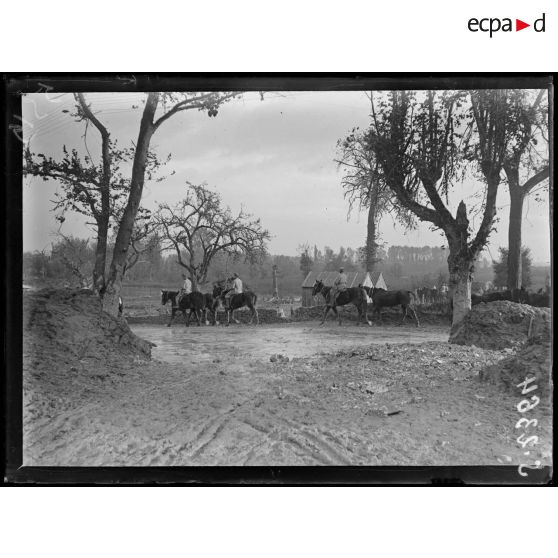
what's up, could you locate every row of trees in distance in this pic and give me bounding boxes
[24,235,542,297]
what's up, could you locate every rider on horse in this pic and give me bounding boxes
[225,273,243,306]
[329,267,348,306]
[178,273,193,305]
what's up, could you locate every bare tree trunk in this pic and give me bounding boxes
[272,265,279,297]
[365,202,378,273]
[191,272,198,291]
[93,218,108,293]
[447,247,473,338]
[507,181,525,290]
[102,94,158,315]
[76,94,112,296]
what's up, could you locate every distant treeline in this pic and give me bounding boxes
[22,239,549,295]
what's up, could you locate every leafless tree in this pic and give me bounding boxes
[153,183,270,290]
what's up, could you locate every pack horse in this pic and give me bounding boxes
[311,279,370,326]
[363,286,420,327]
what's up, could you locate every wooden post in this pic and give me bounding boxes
[272,265,279,298]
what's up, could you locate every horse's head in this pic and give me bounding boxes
[213,283,224,299]
[162,290,178,306]
[312,280,324,297]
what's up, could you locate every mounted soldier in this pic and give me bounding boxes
[329,267,348,306]
[225,272,243,305]
[178,273,193,304]
[212,273,258,325]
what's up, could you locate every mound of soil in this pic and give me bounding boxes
[479,333,552,397]
[449,301,551,350]
[23,289,154,368]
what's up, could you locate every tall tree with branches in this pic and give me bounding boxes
[502,89,549,289]
[336,117,417,273]
[24,96,171,293]
[493,246,533,289]
[24,91,240,314]
[366,89,517,328]
[153,183,270,290]
[336,128,388,273]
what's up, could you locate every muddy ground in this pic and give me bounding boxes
[132,323,448,363]
[22,290,552,472]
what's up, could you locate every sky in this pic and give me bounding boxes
[22,90,551,265]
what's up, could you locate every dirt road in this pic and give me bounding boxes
[21,291,552,475]
[132,323,449,364]
[24,322,552,471]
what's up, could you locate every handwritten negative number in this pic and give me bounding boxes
[516,395,540,413]
[518,461,542,477]
[516,433,539,448]
[515,417,538,429]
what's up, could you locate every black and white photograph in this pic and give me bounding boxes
[6,76,553,482]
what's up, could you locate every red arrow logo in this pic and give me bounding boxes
[516,19,530,31]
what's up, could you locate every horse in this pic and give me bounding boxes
[201,292,217,324]
[475,288,528,305]
[160,290,204,327]
[363,286,420,327]
[212,284,259,325]
[311,279,370,326]
[522,290,550,308]
[471,293,482,306]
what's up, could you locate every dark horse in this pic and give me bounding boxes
[201,292,216,324]
[212,283,259,325]
[312,279,370,326]
[363,286,420,327]
[160,290,205,327]
[469,288,529,308]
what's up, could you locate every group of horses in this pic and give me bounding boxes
[156,280,550,329]
[159,279,421,328]
[160,283,258,327]
[311,280,420,327]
